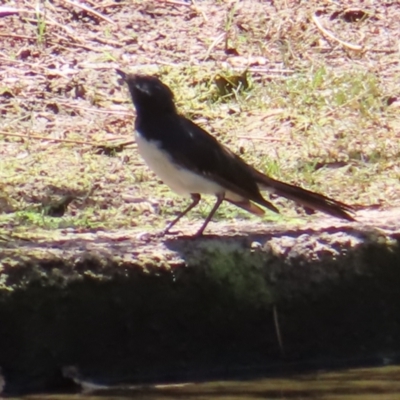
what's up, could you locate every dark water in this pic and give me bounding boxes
[6,364,400,400]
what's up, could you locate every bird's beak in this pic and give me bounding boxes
[116,68,127,81]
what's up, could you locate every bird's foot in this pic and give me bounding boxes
[158,227,182,237]
[159,227,205,239]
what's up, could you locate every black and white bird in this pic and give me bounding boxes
[117,70,355,237]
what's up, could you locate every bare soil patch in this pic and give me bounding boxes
[0,0,399,240]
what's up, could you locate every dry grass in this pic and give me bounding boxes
[0,0,399,236]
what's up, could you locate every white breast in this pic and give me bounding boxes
[135,131,225,196]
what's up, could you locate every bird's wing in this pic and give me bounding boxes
[158,115,279,213]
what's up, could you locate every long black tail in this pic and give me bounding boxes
[252,170,355,221]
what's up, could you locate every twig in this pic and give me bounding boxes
[86,33,122,47]
[62,0,115,25]
[191,0,208,22]
[236,136,286,142]
[245,67,294,74]
[0,6,19,17]
[204,32,225,61]
[164,0,191,6]
[312,12,363,51]
[0,131,127,146]
[164,0,207,22]
[0,32,97,55]
[51,32,100,52]
[273,305,285,357]
[0,32,35,41]
[58,101,131,116]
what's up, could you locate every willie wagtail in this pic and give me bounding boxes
[117,69,355,237]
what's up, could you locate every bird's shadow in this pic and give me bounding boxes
[162,222,375,259]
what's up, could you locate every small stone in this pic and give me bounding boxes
[250,241,262,250]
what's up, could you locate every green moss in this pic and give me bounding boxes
[187,241,274,309]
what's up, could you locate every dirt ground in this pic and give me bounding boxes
[1,0,400,239]
[1,2,400,394]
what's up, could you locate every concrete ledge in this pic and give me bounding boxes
[0,209,399,394]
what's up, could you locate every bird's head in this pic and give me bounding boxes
[116,70,176,114]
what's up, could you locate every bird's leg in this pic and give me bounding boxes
[194,193,224,237]
[163,193,201,235]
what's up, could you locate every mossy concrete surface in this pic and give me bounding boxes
[0,210,400,394]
